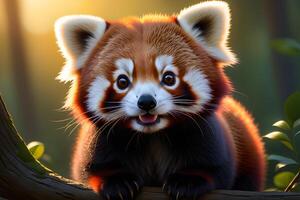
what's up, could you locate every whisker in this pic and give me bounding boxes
[67,115,99,136]
[106,117,124,141]
[52,116,74,123]
[171,110,204,137]
[232,89,248,98]
[125,130,139,151]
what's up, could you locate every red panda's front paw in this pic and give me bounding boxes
[163,173,214,200]
[93,173,143,200]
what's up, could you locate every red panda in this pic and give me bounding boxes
[55,1,266,199]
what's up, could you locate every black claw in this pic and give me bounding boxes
[99,173,143,200]
[163,173,214,200]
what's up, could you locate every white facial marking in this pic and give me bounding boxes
[113,58,134,93]
[121,81,173,133]
[122,82,173,116]
[132,118,168,133]
[114,58,134,79]
[87,76,111,115]
[183,68,212,110]
[155,55,180,90]
[155,55,173,72]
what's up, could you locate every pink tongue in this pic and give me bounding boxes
[139,115,158,124]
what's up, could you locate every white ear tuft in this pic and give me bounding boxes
[177,1,237,65]
[55,15,107,81]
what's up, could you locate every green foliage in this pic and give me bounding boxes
[268,155,297,166]
[27,141,45,160]
[264,92,300,191]
[273,120,290,130]
[285,92,300,124]
[264,131,293,150]
[14,135,51,175]
[272,39,300,56]
[274,172,295,189]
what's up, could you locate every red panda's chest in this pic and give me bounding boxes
[140,137,180,185]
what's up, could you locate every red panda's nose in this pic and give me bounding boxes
[137,94,157,111]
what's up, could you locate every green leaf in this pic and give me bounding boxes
[293,131,300,155]
[293,118,300,129]
[284,92,300,124]
[272,120,291,130]
[291,183,300,192]
[272,39,300,56]
[27,141,45,160]
[276,163,287,170]
[264,131,290,142]
[264,131,293,150]
[281,141,294,151]
[275,162,300,173]
[268,155,298,165]
[264,188,280,192]
[293,119,300,139]
[273,120,291,130]
[274,171,295,189]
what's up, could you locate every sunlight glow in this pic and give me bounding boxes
[20,0,90,34]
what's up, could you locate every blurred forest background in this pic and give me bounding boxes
[0,0,300,188]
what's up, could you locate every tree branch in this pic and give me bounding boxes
[0,95,99,199]
[0,94,300,199]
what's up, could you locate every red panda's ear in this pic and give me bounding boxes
[177,1,237,65]
[55,15,107,81]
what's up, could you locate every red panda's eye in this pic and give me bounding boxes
[117,74,130,90]
[162,71,176,86]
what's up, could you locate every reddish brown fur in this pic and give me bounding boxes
[70,15,231,116]
[89,175,103,192]
[219,97,266,190]
[67,15,265,193]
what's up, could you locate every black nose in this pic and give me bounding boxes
[137,94,157,111]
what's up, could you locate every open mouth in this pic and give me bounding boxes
[137,114,160,126]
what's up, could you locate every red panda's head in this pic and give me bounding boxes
[55,1,236,133]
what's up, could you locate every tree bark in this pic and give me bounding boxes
[0,95,300,200]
